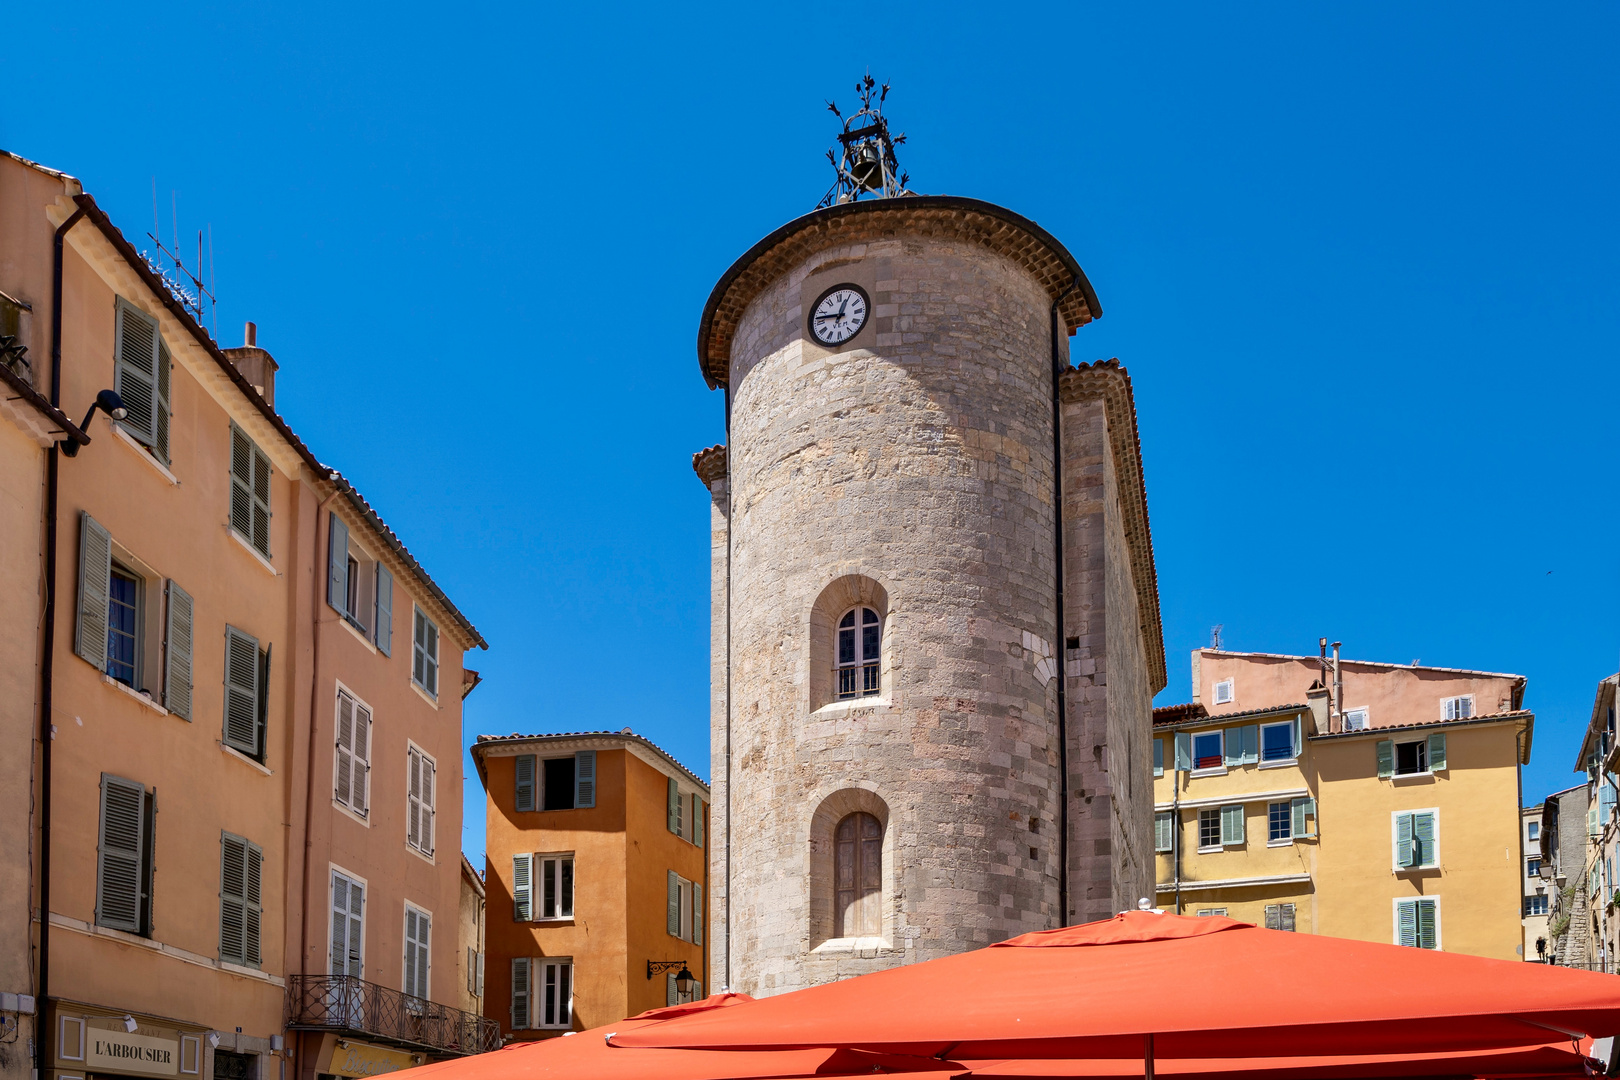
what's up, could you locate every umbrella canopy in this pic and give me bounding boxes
[957,1041,1594,1078]
[611,912,1620,1061]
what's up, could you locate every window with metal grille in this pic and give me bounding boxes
[1260,721,1295,762]
[1192,730,1223,770]
[1198,808,1221,850]
[1268,801,1293,843]
[836,607,881,699]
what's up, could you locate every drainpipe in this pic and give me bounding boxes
[1172,770,1182,914]
[38,206,86,1080]
[1049,278,1077,926]
[1331,642,1342,734]
[722,383,732,989]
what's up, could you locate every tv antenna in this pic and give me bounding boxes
[817,73,913,208]
[144,180,217,338]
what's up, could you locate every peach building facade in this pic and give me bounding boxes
[0,148,490,1080]
[473,733,708,1040]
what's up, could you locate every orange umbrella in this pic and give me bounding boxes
[404,993,965,1080]
[611,912,1620,1063]
[957,1041,1594,1078]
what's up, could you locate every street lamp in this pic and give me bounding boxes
[647,960,697,997]
[61,389,127,457]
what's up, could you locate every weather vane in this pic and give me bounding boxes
[818,73,913,208]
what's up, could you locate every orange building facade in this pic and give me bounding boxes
[473,732,708,1040]
[0,148,491,1080]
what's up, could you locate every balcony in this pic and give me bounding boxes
[287,975,500,1057]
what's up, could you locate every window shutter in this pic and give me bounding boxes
[163,580,194,719]
[1221,804,1245,846]
[244,840,262,967]
[114,300,160,447]
[255,642,271,762]
[404,909,430,999]
[1376,739,1395,779]
[667,870,680,936]
[511,957,531,1029]
[574,751,596,809]
[1223,729,1242,768]
[407,748,422,851]
[513,854,532,922]
[694,799,705,848]
[668,777,681,836]
[477,950,484,996]
[1155,812,1173,852]
[1240,725,1259,765]
[1417,899,1437,949]
[327,513,349,613]
[223,627,261,756]
[1264,904,1280,930]
[374,565,393,655]
[220,833,247,965]
[1174,732,1191,772]
[1414,811,1436,866]
[335,692,355,808]
[353,703,370,814]
[251,444,270,555]
[1427,731,1447,771]
[422,755,435,855]
[1397,900,1418,947]
[230,428,254,543]
[515,755,536,812]
[154,338,172,465]
[96,774,146,933]
[693,883,702,946]
[1292,797,1316,838]
[1280,903,1295,932]
[75,512,112,671]
[1293,716,1303,757]
[666,971,677,1008]
[468,946,476,995]
[1396,812,1415,869]
[404,910,418,996]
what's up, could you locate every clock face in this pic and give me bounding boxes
[809,284,870,346]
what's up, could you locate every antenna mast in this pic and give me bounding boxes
[142,180,217,333]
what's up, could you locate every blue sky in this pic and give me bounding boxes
[8,3,1616,860]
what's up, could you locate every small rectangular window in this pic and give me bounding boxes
[1394,810,1439,870]
[1395,897,1439,949]
[229,425,273,558]
[1198,808,1221,850]
[1265,903,1296,931]
[1343,708,1369,731]
[1192,730,1223,770]
[1154,811,1174,853]
[1195,908,1227,917]
[538,855,575,920]
[1268,801,1293,843]
[1442,695,1474,721]
[407,745,436,857]
[1395,740,1428,775]
[1260,721,1295,762]
[97,774,154,935]
[333,688,372,817]
[1213,679,1234,705]
[413,606,440,696]
[219,831,263,968]
[1528,821,1540,841]
[1152,738,1164,778]
[107,564,142,687]
[222,626,268,761]
[1527,858,1542,877]
[403,905,431,1001]
[543,757,577,811]
[538,959,573,1029]
[1524,894,1548,917]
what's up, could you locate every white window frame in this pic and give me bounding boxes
[328,864,368,978]
[1528,821,1541,842]
[1196,807,1222,853]
[412,604,440,698]
[1258,720,1297,765]
[405,741,436,860]
[1393,737,1431,777]
[332,683,373,825]
[1154,810,1174,853]
[1392,895,1442,950]
[1391,808,1441,872]
[1191,729,1226,776]
[1195,908,1228,917]
[1213,679,1234,706]
[402,901,432,1003]
[536,853,575,921]
[1442,695,1474,721]
[536,958,574,1030]
[1267,800,1293,846]
[1342,707,1369,732]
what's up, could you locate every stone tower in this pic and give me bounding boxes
[691,195,1166,996]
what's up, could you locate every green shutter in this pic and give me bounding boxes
[96,774,146,932]
[1397,900,1418,947]
[668,777,681,836]
[1240,725,1258,765]
[228,427,272,557]
[511,957,530,1029]
[575,751,596,809]
[163,580,194,720]
[1377,740,1395,779]
[1174,732,1192,771]
[1153,738,1164,778]
[374,565,393,655]
[1292,797,1316,838]
[255,643,271,763]
[113,299,160,448]
[694,799,705,848]
[1396,812,1415,869]
[75,512,112,671]
[1221,804,1245,845]
[1293,716,1303,757]
[515,755,536,812]
[1414,811,1436,867]
[220,832,260,967]
[692,883,703,947]
[327,513,349,612]
[667,871,680,936]
[1427,731,1447,771]
[1155,812,1173,853]
[1223,729,1242,768]
[513,854,532,922]
[1265,904,1279,930]
[223,626,261,756]
[1417,899,1437,949]
[153,338,171,465]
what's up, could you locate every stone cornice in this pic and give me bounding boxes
[1061,359,1167,694]
[692,443,728,486]
[697,195,1102,390]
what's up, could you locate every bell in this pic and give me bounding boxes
[848,142,883,191]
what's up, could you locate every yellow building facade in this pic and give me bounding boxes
[1154,648,1532,959]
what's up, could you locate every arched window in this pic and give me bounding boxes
[837,607,880,700]
[835,812,882,938]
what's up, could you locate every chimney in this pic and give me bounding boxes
[222,320,279,407]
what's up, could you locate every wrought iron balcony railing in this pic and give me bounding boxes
[287,975,500,1057]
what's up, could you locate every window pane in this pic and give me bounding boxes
[543,757,577,811]
[1261,724,1293,761]
[560,858,574,917]
[838,627,855,666]
[838,666,856,699]
[543,859,557,918]
[862,662,879,695]
[1268,801,1291,842]
[862,607,878,625]
[862,622,880,662]
[839,610,855,628]
[107,569,139,686]
[1193,733,1222,769]
[1395,741,1426,775]
[1199,809,1220,848]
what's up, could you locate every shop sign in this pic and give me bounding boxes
[86,1031,180,1077]
[328,1041,419,1078]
